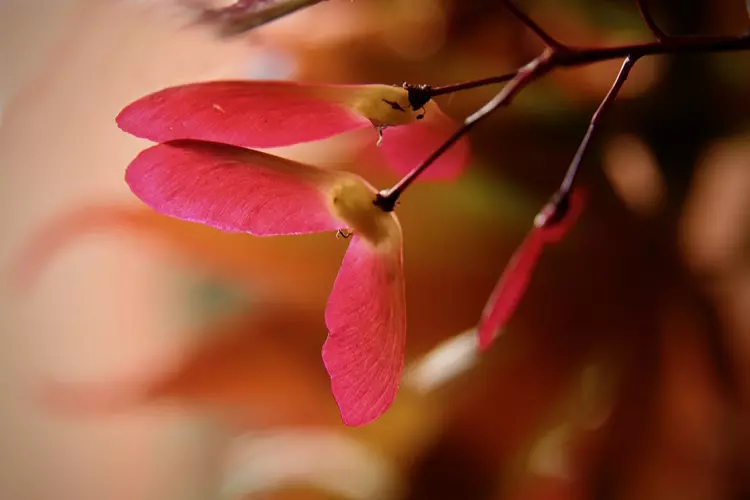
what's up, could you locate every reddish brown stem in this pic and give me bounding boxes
[429,72,519,97]
[501,0,567,51]
[375,50,555,211]
[536,55,639,229]
[378,30,750,206]
[634,0,668,41]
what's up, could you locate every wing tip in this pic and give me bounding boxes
[321,337,399,427]
[477,325,496,352]
[333,386,397,427]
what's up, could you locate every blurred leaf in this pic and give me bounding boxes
[498,360,616,500]
[404,328,480,394]
[41,308,341,428]
[223,430,399,499]
[12,203,343,307]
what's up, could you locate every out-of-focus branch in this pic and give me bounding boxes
[192,0,328,36]
[500,0,567,51]
[634,0,668,41]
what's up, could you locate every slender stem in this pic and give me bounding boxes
[417,33,750,101]
[375,51,555,211]
[561,33,750,65]
[560,55,638,195]
[536,55,639,228]
[634,0,668,41]
[380,31,750,205]
[429,71,519,97]
[501,0,567,51]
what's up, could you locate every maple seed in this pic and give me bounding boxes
[116,80,470,180]
[122,140,407,425]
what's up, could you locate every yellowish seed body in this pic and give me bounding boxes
[327,175,401,250]
[324,84,436,127]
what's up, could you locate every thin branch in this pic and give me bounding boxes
[379,28,750,205]
[421,32,750,99]
[501,0,567,51]
[562,33,750,64]
[634,0,668,41]
[428,71,519,97]
[375,50,555,211]
[536,55,639,228]
[560,56,638,197]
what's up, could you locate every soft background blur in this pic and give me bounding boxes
[2,0,750,499]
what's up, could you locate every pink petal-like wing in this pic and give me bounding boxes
[117,81,371,148]
[125,140,345,235]
[477,231,547,351]
[378,107,470,180]
[322,234,406,426]
[477,190,586,350]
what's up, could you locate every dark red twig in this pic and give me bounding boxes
[375,50,555,211]
[475,57,637,350]
[559,33,750,65]
[500,0,568,51]
[429,71,519,97]
[536,55,639,228]
[634,0,669,41]
[382,30,750,202]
